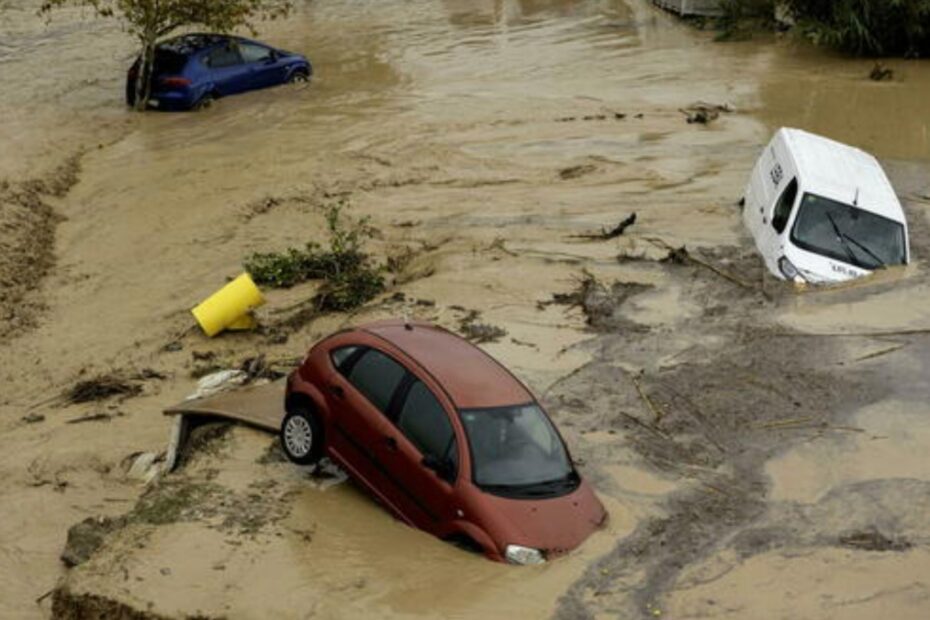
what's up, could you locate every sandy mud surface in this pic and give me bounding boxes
[2,0,930,618]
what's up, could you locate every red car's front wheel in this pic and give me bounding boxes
[281,408,324,465]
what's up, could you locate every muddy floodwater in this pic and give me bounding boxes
[2,0,930,618]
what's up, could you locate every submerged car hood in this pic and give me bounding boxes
[481,479,607,556]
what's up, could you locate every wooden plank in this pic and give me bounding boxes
[163,380,286,433]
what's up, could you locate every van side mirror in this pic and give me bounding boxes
[422,454,455,482]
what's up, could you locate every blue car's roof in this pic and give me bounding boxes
[158,33,250,56]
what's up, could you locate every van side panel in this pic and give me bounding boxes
[757,130,799,277]
[743,139,770,240]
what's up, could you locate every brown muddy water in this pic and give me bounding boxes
[2,0,930,618]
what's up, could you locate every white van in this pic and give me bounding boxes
[743,128,909,284]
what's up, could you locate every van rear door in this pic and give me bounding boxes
[759,177,799,272]
[754,136,798,274]
[745,138,780,241]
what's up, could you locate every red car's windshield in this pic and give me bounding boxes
[458,404,576,497]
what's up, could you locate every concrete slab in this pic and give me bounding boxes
[164,380,286,432]
[162,381,287,472]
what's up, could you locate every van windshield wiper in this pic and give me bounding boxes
[839,231,886,268]
[826,212,859,266]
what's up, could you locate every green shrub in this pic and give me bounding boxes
[244,201,385,312]
[716,0,776,40]
[785,0,930,56]
[315,266,386,312]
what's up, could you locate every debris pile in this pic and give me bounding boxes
[65,374,143,404]
[838,526,912,552]
[61,516,127,568]
[543,271,651,332]
[458,310,508,344]
[680,101,735,124]
[869,63,894,81]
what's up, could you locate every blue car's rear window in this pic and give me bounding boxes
[152,50,188,75]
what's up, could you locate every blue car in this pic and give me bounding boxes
[126,33,312,111]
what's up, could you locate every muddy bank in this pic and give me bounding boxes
[0,155,81,340]
[50,424,632,619]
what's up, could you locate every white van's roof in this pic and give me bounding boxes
[778,128,904,223]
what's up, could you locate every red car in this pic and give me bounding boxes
[281,320,607,564]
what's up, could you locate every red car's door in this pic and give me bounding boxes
[323,347,414,524]
[375,378,460,534]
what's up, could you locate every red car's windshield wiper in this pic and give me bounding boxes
[482,472,578,496]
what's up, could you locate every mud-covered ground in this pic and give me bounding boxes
[2,0,930,618]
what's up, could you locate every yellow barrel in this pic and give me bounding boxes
[191,273,265,337]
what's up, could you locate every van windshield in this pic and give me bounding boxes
[790,193,906,270]
[458,404,577,498]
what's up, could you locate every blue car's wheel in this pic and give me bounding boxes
[193,93,215,111]
[288,71,310,84]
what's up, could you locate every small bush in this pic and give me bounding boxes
[244,201,385,312]
[315,266,386,312]
[785,0,930,56]
[715,0,777,40]
[245,201,372,288]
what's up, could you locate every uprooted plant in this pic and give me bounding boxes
[244,201,385,312]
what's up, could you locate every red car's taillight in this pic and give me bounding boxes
[160,76,192,87]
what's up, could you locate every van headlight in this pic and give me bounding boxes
[505,545,546,565]
[778,256,805,283]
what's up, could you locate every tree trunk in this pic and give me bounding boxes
[133,34,157,112]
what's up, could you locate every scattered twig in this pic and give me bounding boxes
[35,590,54,605]
[702,483,729,496]
[570,213,637,241]
[632,373,664,425]
[829,425,866,433]
[773,329,930,338]
[644,237,761,293]
[852,344,906,363]
[687,253,756,291]
[66,412,120,425]
[657,381,728,454]
[754,417,814,430]
[618,410,672,440]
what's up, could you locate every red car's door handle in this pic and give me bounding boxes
[328,383,345,399]
[384,436,398,451]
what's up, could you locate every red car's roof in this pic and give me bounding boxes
[356,320,533,409]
